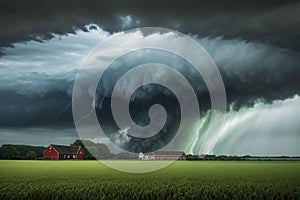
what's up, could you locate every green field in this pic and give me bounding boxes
[1,160,300,199]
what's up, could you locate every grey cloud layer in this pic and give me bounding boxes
[0,127,78,146]
[0,28,299,128]
[0,0,300,51]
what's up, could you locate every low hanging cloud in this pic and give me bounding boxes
[0,127,78,146]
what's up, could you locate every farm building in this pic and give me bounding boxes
[43,144,83,160]
[139,151,186,160]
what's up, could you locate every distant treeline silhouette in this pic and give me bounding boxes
[0,144,45,159]
[1,141,299,160]
[0,140,137,160]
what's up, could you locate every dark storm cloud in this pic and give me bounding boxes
[0,0,300,51]
[93,35,300,111]
[1,28,300,128]
[0,89,73,127]
[201,38,300,108]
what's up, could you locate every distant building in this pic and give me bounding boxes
[139,151,186,160]
[43,144,83,160]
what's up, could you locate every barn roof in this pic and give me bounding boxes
[50,144,80,154]
[143,151,185,156]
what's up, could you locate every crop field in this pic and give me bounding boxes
[1,160,300,199]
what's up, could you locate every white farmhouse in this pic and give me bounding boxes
[139,151,186,160]
[139,152,155,160]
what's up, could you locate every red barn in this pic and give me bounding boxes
[43,144,83,160]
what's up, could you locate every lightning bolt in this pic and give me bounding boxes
[56,102,72,118]
[75,108,94,124]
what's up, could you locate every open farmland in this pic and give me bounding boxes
[1,160,300,199]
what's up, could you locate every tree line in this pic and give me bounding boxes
[0,140,137,160]
[1,142,299,160]
[0,144,44,159]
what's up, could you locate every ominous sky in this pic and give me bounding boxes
[0,0,299,155]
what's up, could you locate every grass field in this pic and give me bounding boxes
[1,160,300,199]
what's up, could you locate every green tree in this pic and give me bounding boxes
[71,139,115,159]
[71,140,95,159]
[96,143,113,159]
[25,151,37,160]
[2,146,20,159]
